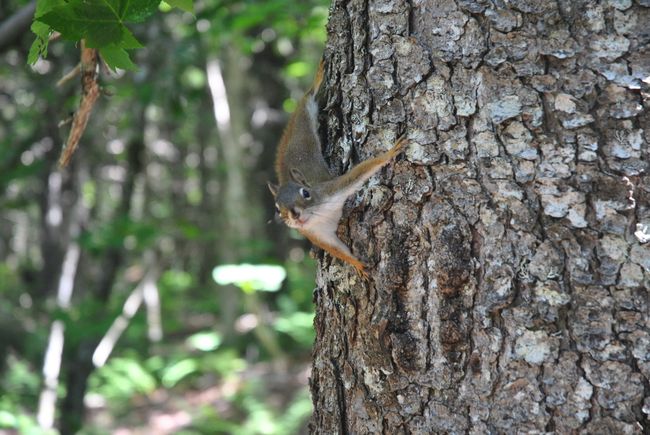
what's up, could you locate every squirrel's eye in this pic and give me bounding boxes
[274,203,280,214]
[299,188,311,200]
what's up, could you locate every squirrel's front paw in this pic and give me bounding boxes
[391,135,408,157]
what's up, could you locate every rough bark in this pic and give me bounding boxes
[310,0,649,433]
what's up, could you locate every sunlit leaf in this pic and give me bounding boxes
[160,269,193,292]
[0,410,17,428]
[187,331,222,352]
[181,66,206,89]
[109,358,157,392]
[164,0,193,13]
[285,61,309,78]
[161,358,198,388]
[212,264,286,293]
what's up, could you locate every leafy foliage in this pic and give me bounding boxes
[78,216,158,254]
[0,356,45,433]
[2,0,327,431]
[29,0,191,70]
[27,0,65,65]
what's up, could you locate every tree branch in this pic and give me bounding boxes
[59,41,100,167]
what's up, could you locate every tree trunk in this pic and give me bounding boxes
[310,0,649,433]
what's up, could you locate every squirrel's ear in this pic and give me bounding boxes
[267,182,279,197]
[289,168,310,187]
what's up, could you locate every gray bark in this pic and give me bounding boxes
[310,0,649,433]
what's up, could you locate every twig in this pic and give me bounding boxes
[56,63,81,87]
[58,40,100,167]
[57,116,74,128]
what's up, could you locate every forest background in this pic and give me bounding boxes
[0,0,327,433]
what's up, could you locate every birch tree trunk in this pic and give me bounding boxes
[310,0,649,433]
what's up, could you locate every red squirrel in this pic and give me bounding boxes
[267,61,406,279]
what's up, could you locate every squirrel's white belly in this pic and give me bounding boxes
[302,193,348,234]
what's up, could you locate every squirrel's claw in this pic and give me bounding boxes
[391,135,408,157]
[354,263,370,282]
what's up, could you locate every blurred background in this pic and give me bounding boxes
[0,0,328,433]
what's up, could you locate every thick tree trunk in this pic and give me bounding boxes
[310,0,649,433]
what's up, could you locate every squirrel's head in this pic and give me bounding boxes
[267,168,320,229]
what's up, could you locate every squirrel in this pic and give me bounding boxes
[267,60,406,279]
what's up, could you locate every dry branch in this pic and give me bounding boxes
[56,63,80,88]
[58,41,100,168]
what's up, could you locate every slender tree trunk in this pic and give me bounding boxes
[59,113,146,435]
[310,1,649,433]
[208,45,274,339]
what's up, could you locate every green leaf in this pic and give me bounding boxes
[116,27,144,49]
[28,0,67,63]
[161,359,198,388]
[35,0,159,50]
[99,45,137,71]
[163,0,193,13]
[35,0,68,16]
[27,41,42,65]
[27,22,50,64]
[120,0,161,23]
[39,4,123,48]
[37,4,99,42]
